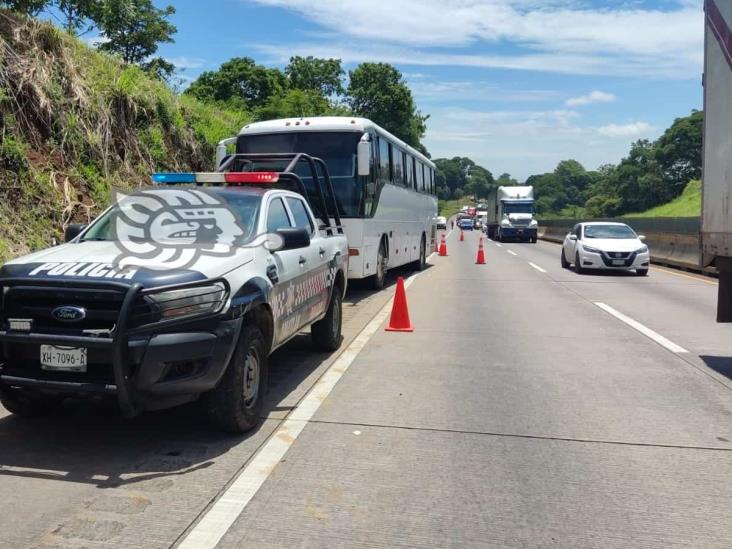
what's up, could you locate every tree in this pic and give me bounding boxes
[654,110,703,197]
[346,62,428,149]
[185,57,286,109]
[96,0,176,64]
[1,0,48,15]
[141,56,176,83]
[254,88,348,121]
[55,0,100,35]
[496,173,519,186]
[285,56,344,97]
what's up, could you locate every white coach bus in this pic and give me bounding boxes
[217,117,437,289]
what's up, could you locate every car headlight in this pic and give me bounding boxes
[636,245,649,254]
[529,220,538,227]
[582,245,603,254]
[149,282,228,320]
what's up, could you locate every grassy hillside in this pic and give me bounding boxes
[624,180,701,218]
[0,10,249,262]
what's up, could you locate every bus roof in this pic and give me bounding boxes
[237,116,435,169]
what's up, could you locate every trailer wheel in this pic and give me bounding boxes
[411,234,427,271]
[205,324,268,433]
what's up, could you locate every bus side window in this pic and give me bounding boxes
[379,137,390,182]
[393,146,404,186]
[430,168,436,195]
[406,154,414,190]
[416,161,424,193]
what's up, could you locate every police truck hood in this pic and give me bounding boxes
[0,241,256,287]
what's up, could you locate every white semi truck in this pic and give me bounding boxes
[485,186,538,243]
[702,0,732,321]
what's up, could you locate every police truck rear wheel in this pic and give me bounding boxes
[206,324,267,433]
[312,289,343,352]
[412,235,427,271]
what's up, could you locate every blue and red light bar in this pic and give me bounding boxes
[151,172,280,185]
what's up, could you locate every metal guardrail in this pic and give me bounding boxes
[538,217,715,274]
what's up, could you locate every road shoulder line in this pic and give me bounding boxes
[176,275,420,549]
[594,302,688,354]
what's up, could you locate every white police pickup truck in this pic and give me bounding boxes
[0,153,348,432]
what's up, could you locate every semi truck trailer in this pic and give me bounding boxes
[702,0,732,321]
[485,186,538,242]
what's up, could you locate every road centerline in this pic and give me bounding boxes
[528,262,547,273]
[507,250,518,256]
[594,302,689,354]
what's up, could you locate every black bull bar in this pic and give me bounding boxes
[0,277,229,417]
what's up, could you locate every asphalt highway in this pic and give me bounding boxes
[1,229,730,548]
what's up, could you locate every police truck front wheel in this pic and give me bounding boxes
[206,324,268,433]
[0,388,61,418]
[312,289,343,352]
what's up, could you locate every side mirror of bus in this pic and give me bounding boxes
[357,140,370,177]
[215,144,228,168]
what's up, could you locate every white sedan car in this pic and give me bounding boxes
[561,222,650,276]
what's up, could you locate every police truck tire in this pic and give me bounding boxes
[205,324,267,433]
[369,242,387,290]
[636,268,649,276]
[0,389,61,418]
[312,289,343,352]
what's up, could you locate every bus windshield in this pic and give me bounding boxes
[237,131,363,217]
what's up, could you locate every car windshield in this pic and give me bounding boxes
[583,224,637,239]
[81,188,262,244]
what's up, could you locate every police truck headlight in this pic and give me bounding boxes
[636,245,649,254]
[529,220,538,227]
[149,282,228,320]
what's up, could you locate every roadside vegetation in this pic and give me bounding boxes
[624,179,701,218]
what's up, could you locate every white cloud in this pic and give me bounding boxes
[408,80,561,102]
[565,90,616,107]
[421,106,661,178]
[165,56,206,70]
[250,0,703,78]
[84,35,109,47]
[597,122,654,137]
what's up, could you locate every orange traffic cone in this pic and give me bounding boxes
[476,237,486,264]
[460,230,464,242]
[385,277,414,332]
[439,233,448,256]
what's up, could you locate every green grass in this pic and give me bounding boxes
[439,198,470,218]
[624,179,701,218]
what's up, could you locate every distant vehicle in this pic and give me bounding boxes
[436,216,447,230]
[467,207,477,217]
[458,218,474,231]
[561,222,650,276]
[473,219,482,230]
[460,205,469,213]
[485,186,538,242]
[219,117,437,290]
[702,2,732,321]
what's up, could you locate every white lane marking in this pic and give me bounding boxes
[528,262,547,273]
[495,242,503,247]
[177,275,419,549]
[594,302,688,354]
[507,250,518,256]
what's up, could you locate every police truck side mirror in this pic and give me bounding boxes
[65,224,87,242]
[357,139,370,176]
[277,228,311,251]
[569,234,577,241]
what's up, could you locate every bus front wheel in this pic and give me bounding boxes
[368,241,387,290]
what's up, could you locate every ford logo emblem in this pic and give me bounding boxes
[52,306,86,323]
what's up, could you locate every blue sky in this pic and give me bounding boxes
[151,0,704,179]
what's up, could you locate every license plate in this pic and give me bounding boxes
[612,259,626,266]
[40,345,87,372]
